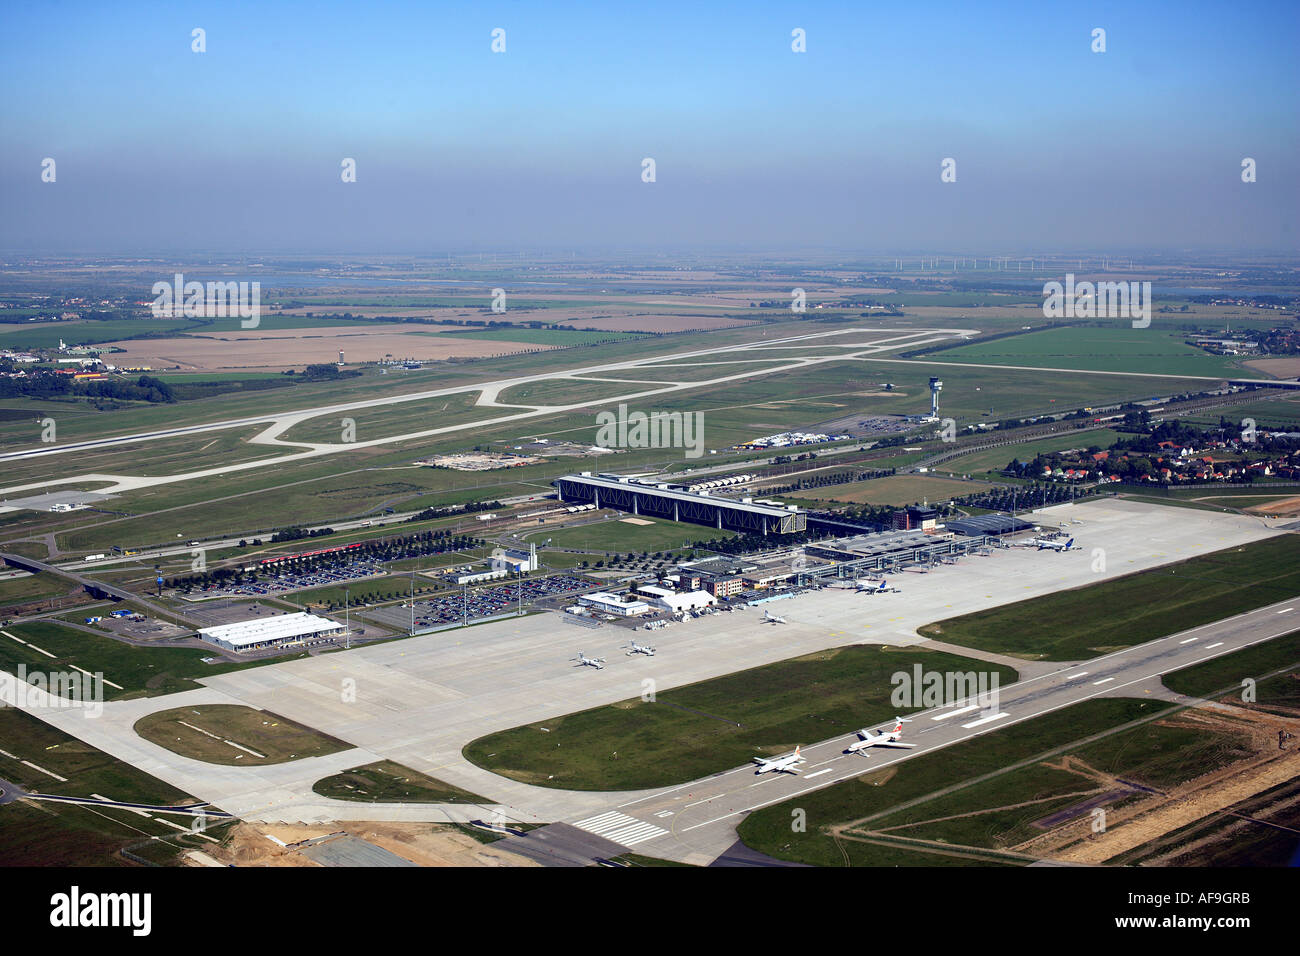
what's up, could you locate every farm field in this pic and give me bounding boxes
[104,324,558,372]
[428,328,646,346]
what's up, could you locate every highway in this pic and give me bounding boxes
[556,596,1300,862]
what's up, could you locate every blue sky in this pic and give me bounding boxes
[2,0,1296,254]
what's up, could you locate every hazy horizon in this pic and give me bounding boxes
[3,1,1297,256]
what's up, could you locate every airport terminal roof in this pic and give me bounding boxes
[944,514,1035,536]
[198,611,343,648]
[559,473,797,518]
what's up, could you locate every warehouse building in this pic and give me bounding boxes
[198,612,345,652]
[554,473,807,535]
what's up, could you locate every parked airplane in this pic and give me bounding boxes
[858,579,899,594]
[573,651,605,670]
[762,610,787,624]
[753,746,804,775]
[625,641,656,657]
[845,717,916,753]
[1035,536,1076,552]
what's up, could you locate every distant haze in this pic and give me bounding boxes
[2,2,1297,255]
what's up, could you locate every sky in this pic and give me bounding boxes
[1,0,1297,256]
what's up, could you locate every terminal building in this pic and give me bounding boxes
[554,472,806,535]
[198,612,345,653]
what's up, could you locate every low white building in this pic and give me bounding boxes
[636,584,716,613]
[453,568,508,585]
[579,591,652,617]
[198,612,345,652]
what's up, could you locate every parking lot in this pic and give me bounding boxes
[363,574,595,632]
[178,560,388,601]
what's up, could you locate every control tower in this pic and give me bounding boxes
[929,376,942,419]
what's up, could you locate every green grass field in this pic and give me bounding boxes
[861,716,1249,855]
[928,326,1249,378]
[736,698,1169,866]
[918,535,1300,660]
[0,707,232,866]
[521,515,729,554]
[0,572,75,606]
[464,645,1018,790]
[134,704,351,765]
[1162,630,1300,708]
[312,760,488,804]
[0,620,296,699]
[801,474,997,506]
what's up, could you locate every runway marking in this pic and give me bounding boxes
[1092,677,1115,686]
[802,768,833,779]
[678,620,1300,836]
[573,810,668,846]
[1179,637,1198,644]
[960,711,1009,729]
[21,760,67,782]
[1205,642,1224,649]
[931,704,980,720]
[1278,607,1293,614]
[1063,672,1088,681]
[71,665,123,690]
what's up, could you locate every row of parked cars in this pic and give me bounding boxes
[410,574,592,628]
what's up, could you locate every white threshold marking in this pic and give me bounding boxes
[961,711,1009,729]
[572,810,668,846]
[931,704,980,720]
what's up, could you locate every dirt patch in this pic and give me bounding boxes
[1014,705,1300,864]
[201,822,539,867]
[1245,495,1300,518]
[104,325,553,372]
[1243,357,1300,379]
